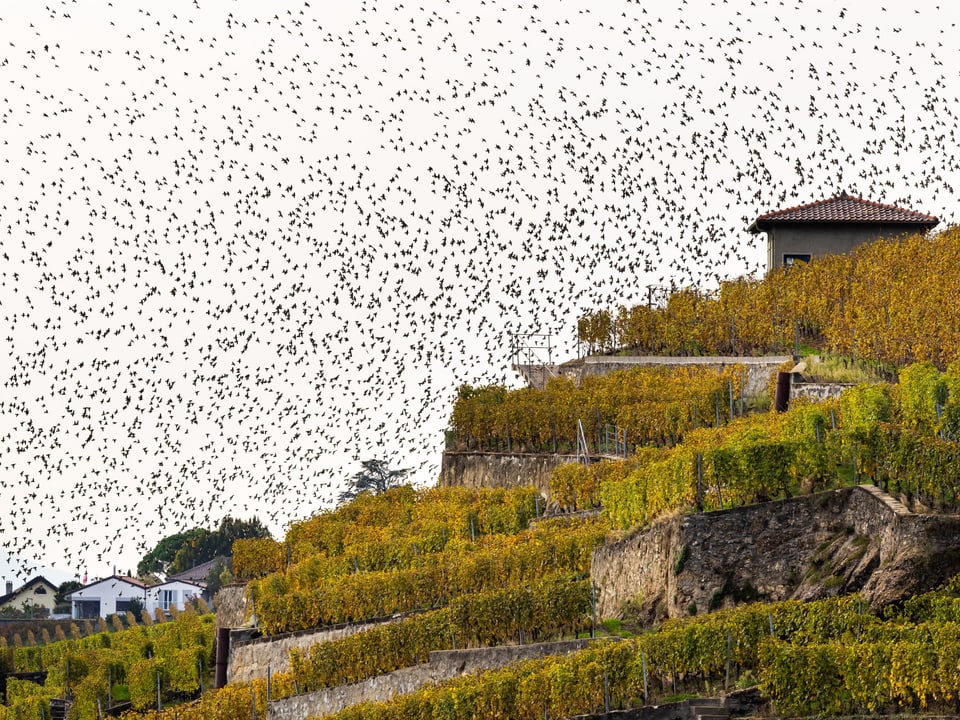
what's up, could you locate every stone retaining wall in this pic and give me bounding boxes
[439,451,575,500]
[266,639,594,720]
[214,585,250,632]
[228,614,414,684]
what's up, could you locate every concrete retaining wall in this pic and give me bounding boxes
[579,356,791,398]
[792,381,851,402]
[516,356,792,397]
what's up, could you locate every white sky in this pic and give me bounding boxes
[0,0,958,583]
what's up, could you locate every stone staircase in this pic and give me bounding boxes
[686,697,729,720]
[50,699,71,720]
[565,692,748,720]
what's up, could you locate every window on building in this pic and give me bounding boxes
[34,587,47,594]
[783,253,811,267]
[161,589,176,610]
[75,600,100,619]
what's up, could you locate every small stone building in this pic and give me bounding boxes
[748,192,939,271]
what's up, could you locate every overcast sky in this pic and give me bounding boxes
[1,0,958,583]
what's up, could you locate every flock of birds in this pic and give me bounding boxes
[0,0,958,580]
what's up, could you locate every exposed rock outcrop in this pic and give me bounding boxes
[593,485,960,624]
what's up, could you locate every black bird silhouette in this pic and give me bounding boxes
[0,0,955,580]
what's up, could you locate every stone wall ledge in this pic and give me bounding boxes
[267,638,597,720]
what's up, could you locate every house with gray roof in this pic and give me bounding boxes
[0,576,58,617]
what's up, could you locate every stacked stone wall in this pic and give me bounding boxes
[593,485,960,623]
[439,451,575,500]
[214,585,249,632]
[266,639,594,720]
[228,615,413,684]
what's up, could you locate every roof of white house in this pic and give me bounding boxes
[168,556,229,584]
[151,578,206,590]
[65,575,149,598]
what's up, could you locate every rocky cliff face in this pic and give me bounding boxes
[593,485,960,624]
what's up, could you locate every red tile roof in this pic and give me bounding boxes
[118,575,149,588]
[748,192,939,232]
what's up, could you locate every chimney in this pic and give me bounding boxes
[5,581,12,595]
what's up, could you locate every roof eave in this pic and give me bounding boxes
[749,218,938,233]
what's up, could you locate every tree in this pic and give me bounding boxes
[0,602,46,619]
[126,596,145,620]
[337,459,411,505]
[137,528,207,576]
[168,516,271,574]
[203,557,233,598]
[137,517,272,576]
[55,580,83,614]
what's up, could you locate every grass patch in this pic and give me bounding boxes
[673,544,689,576]
[836,463,856,485]
[801,354,894,384]
[660,693,701,703]
[708,592,723,611]
[602,618,623,634]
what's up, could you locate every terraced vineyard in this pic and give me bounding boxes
[1,487,606,720]
[324,581,960,719]
[13,326,960,718]
[577,227,960,368]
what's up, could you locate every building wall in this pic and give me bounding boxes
[70,583,148,619]
[0,583,57,615]
[66,578,202,619]
[145,581,204,614]
[767,223,924,270]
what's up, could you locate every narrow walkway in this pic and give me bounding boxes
[687,697,729,720]
[856,483,912,516]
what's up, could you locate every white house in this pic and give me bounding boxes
[145,580,205,613]
[67,576,149,619]
[67,576,206,619]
